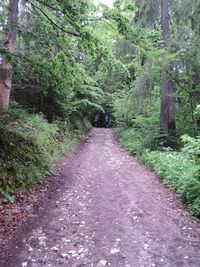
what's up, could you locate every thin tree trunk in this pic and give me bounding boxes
[0,0,19,110]
[160,0,176,138]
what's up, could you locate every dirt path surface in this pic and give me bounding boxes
[1,128,200,267]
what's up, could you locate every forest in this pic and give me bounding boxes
[0,0,200,218]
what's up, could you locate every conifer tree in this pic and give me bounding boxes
[160,0,176,139]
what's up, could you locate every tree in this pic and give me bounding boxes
[0,0,19,110]
[160,0,176,139]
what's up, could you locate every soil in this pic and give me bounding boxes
[0,128,200,267]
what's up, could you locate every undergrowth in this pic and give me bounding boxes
[0,102,90,202]
[116,127,200,218]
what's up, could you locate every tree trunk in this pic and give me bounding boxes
[0,0,19,110]
[160,0,176,138]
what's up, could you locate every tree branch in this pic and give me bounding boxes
[34,0,76,27]
[34,0,116,31]
[27,0,80,37]
[161,65,186,91]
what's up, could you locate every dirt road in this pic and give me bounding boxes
[1,128,200,267]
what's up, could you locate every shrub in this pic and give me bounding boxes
[0,103,90,202]
[116,128,143,155]
[116,122,161,156]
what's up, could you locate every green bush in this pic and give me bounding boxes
[116,122,161,156]
[116,128,144,155]
[181,134,200,163]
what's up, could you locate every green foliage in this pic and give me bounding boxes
[140,148,200,217]
[116,119,160,156]
[0,103,89,202]
[0,0,112,124]
[110,0,200,140]
[116,128,145,155]
[117,127,200,217]
[181,134,200,164]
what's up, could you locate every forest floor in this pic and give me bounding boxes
[1,128,200,267]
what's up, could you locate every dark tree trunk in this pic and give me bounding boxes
[0,0,19,110]
[160,0,176,138]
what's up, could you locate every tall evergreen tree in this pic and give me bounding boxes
[160,0,176,139]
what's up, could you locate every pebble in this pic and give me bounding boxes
[28,247,34,252]
[51,246,59,251]
[64,239,71,243]
[78,248,85,254]
[110,248,120,254]
[39,240,46,246]
[61,253,69,258]
[97,260,108,266]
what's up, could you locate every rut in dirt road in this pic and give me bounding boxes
[1,128,200,267]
